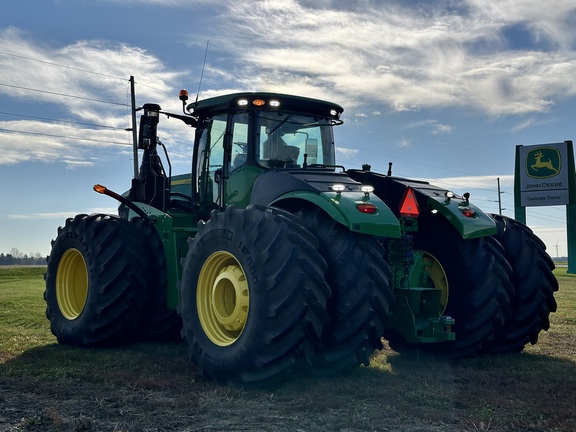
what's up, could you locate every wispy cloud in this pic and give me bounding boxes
[206,0,576,116]
[335,147,359,157]
[0,28,192,167]
[396,138,412,148]
[1,1,575,170]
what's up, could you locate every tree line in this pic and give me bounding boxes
[0,248,46,266]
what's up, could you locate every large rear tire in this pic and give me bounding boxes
[178,205,330,386]
[294,205,394,374]
[44,214,149,347]
[413,213,513,356]
[488,214,558,352]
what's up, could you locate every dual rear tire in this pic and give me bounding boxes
[411,213,557,356]
[177,205,396,385]
[44,214,149,347]
[44,214,181,347]
[178,205,331,386]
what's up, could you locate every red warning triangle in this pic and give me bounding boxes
[399,187,419,217]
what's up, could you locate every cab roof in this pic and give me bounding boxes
[186,92,344,120]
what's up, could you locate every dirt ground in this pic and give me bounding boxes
[0,368,446,432]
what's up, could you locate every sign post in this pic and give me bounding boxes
[514,140,576,273]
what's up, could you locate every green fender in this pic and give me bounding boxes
[426,195,497,239]
[271,190,402,238]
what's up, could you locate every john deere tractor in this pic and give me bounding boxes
[45,90,558,386]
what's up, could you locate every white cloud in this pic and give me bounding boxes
[432,124,453,135]
[335,147,359,157]
[0,28,196,167]
[396,138,411,148]
[405,119,453,135]
[2,1,576,171]
[204,0,576,116]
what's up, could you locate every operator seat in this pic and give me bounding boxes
[274,145,300,162]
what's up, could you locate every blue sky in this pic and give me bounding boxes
[1,0,575,257]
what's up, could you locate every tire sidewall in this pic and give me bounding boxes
[45,221,99,344]
[180,220,270,369]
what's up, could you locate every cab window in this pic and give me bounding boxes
[256,113,334,168]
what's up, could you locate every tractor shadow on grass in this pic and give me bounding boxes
[2,341,576,431]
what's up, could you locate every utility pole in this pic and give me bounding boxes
[497,177,503,215]
[129,76,138,179]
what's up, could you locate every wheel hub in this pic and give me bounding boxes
[197,252,250,346]
[56,248,89,320]
[212,265,249,332]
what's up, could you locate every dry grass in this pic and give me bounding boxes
[1,266,575,431]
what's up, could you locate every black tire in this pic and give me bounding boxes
[294,205,394,374]
[488,214,558,352]
[413,213,514,356]
[178,205,330,386]
[44,214,149,347]
[133,218,182,341]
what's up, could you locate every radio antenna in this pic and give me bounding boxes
[195,39,210,104]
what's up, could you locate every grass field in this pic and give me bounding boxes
[1,266,575,431]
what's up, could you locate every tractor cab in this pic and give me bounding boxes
[184,92,343,211]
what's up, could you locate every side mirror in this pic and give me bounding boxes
[305,138,318,165]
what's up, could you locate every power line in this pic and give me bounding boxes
[0,82,129,107]
[0,111,126,131]
[0,127,129,146]
[340,143,502,183]
[0,50,171,95]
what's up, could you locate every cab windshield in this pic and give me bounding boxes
[255,112,335,168]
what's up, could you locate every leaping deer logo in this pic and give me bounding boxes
[527,148,561,179]
[531,151,559,175]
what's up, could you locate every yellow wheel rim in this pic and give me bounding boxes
[56,248,89,320]
[197,251,249,346]
[420,251,449,313]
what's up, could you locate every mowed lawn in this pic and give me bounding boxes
[0,266,575,432]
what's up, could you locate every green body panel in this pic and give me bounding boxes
[425,195,496,239]
[271,190,402,238]
[129,202,197,310]
[226,166,265,208]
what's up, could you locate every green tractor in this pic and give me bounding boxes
[44,91,558,386]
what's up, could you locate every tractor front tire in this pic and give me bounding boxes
[489,214,558,352]
[44,214,149,347]
[178,205,330,386]
[414,213,513,356]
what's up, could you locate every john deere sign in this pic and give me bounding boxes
[514,140,576,273]
[517,142,571,207]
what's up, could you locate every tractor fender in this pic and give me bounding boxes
[250,169,401,237]
[270,190,402,238]
[347,170,496,239]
